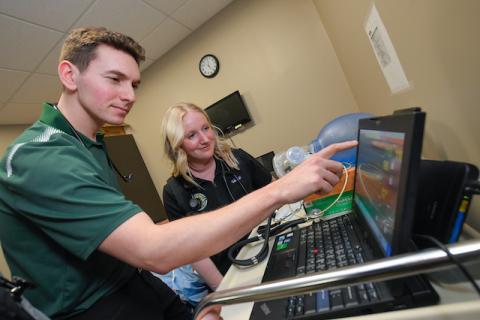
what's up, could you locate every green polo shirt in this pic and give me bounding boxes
[0,103,142,318]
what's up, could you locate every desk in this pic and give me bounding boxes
[218,209,480,319]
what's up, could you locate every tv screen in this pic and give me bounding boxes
[205,91,252,135]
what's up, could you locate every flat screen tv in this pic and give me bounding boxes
[205,91,252,135]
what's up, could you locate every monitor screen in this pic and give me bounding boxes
[354,129,405,257]
[205,91,252,135]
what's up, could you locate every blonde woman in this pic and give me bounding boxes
[157,102,272,306]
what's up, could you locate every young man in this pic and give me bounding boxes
[0,27,356,319]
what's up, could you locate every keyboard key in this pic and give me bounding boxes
[330,289,344,310]
[286,306,295,317]
[344,286,359,307]
[355,252,364,263]
[306,264,316,273]
[295,304,304,316]
[366,282,380,302]
[295,296,304,316]
[316,290,330,312]
[357,286,369,304]
[297,295,304,306]
[304,293,316,315]
[296,265,305,274]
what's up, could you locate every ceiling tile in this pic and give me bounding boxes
[172,0,232,30]
[11,74,61,104]
[0,15,63,71]
[141,18,190,60]
[74,0,166,41]
[0,69,29,103]
[0,102,42,125]
[143,0,189,15]
[0,0,229,125]
[0,0,94,32]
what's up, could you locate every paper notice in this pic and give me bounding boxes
[365,4,411,94]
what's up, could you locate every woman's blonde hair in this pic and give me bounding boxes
[161,102,239,187]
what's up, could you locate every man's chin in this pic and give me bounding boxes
[105,117,127,126]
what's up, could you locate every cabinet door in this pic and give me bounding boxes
[104,134,167,223]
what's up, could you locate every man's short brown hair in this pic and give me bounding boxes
[60,27,146,72]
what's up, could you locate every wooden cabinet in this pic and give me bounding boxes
[104,134,167,223]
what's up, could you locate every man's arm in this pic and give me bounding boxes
[99,141,357,274]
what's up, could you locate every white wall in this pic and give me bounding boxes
[314,0,480,229]
[129,0,358,192]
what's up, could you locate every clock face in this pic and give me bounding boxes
[199,54,219,78]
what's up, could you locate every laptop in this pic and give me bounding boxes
[250,108,439,319]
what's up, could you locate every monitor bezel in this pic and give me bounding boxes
[204,91,252,135]
[351,110,425,257]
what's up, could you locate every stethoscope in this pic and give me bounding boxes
[53,104,133,183]
[189,159,248,211]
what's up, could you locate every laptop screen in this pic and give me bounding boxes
[354,129,405,257]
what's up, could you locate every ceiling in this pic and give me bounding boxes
[0,0,233,125]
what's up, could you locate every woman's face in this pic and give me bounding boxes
[181,110,216,164]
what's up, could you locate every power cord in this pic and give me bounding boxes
[413,234,480,296]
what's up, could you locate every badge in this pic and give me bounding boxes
[192,193,208,211]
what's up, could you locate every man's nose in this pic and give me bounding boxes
[120,83,136,102]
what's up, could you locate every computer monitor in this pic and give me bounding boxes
[205,91,252,135]
[352,110,425,257]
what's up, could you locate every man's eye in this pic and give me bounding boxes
[108,77,120,82]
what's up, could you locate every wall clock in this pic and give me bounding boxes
[199,54,220,78]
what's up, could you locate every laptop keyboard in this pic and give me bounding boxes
[297,215,363,274]
[284,216,382,317]
[251,215,392,319]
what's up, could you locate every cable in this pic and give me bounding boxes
[228,215,307,267]
[228,163,351,267]
[228,215,275,267]
[306,163,350,221]
[53,104,133,183]
[272,201,304,223]
[413,234,480,296]
[213,125,237,148]
[219,160,248,202]
[221,163,236,202]
[228,136,237,148]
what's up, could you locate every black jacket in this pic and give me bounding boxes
[162,148,272,274]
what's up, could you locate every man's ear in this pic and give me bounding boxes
[58,60,79,91]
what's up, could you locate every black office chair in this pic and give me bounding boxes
[0,274,50,320]
[255,151,277,179]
